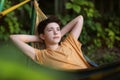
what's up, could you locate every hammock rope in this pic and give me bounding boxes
[32,0,47,49]
[0,0,5,12]
[0,0,30,18]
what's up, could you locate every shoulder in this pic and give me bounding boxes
[63,33,80,43]
[61,33,82,48]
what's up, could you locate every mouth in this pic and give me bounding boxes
[53,36,60,39]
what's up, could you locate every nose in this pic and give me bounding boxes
[54,29,58,35]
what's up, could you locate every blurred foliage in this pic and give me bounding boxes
[0,60,57,80]
[58,0,120,64]
[59,0,120,49]
[0,59,120,80]
[58,0,102,49]
[0,0,31,40]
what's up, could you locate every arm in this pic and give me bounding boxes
[10,35,41,61]
[61,15,83,39]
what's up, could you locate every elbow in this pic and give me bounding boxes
[9,35,19,41]
[10,35,16,40]
[10,35,14,40]
[76,15,83,24]
[74,15,84,24]
[79,15,83,18]
[78,15,83,21]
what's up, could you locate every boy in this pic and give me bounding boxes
[10,15,91,70]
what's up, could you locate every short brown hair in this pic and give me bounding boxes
[37,16,62,35]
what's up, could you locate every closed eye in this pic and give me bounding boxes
[47,29,53,32]
[57,27,60,31]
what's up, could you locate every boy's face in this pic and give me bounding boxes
[40,22,61,45]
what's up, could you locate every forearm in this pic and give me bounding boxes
[61,15,83,37]
[10,34,41,43]
[10,34,37,60]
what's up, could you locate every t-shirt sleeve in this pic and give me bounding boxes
[62,33,82,50]
[34,48,43,64]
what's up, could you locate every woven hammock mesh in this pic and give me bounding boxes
[32,0,47,49]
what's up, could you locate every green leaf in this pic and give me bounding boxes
[94,39,101,47]
[65,2,72,9]
[72,4,81,13]
[115,36,120,41]
[96,24,102,32]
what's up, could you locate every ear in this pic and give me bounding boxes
[39,34,45,40]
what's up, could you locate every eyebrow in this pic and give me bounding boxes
[47,26,60,30]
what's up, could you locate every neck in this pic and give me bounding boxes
[46,44,59,50]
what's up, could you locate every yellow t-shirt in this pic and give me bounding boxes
[35,33,91,70]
